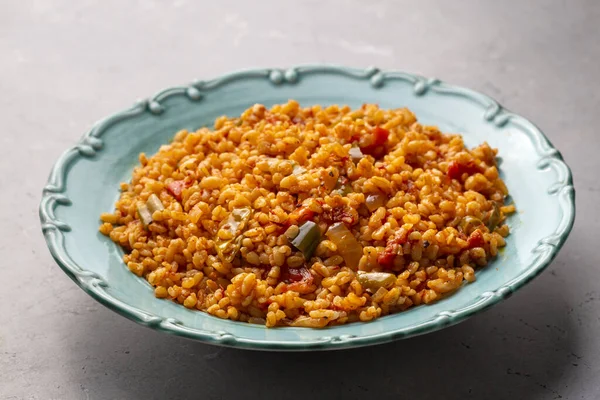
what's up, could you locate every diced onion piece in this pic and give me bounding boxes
[292,163,306,176]
[365,193,387,212]
[349,146,364,163]
[325,222,362,270]
[291,316,329,328]
[137,204,153,227]
[146,194,164,214]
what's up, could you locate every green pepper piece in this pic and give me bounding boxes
[290,221,321,260]
[333,177,353,196]
[357,271,396,291]
[460,216,484,234]
[487,202,501,231]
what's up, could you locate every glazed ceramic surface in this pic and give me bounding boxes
[40,66,575,350]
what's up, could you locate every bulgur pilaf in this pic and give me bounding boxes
[99,100,515,328]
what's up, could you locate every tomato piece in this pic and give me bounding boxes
[287,267,312,283]
[378,227,411,268]
[447,161,482,180]
[166,179,191,201]
[166,181,184,201]
[447,161,461,180]
[361,126,389,156]
[298,207,315,223]
[284,266,314,294]
[467,229,485,248]
[322,205,356,226]
[377,251,396,268]
[372,126,389,146]
[288,206,315,226]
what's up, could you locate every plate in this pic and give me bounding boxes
[39,66,575,351]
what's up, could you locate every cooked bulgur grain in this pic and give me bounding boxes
[100,100,514,327]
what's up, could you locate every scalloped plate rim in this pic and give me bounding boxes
[39,64,576,351]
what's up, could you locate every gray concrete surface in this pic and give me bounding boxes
[1,0,599,399]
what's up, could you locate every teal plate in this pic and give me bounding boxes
[39,66,575,351]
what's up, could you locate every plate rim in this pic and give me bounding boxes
[39,65,576,351]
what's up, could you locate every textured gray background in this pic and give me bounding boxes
[1,0,598,399]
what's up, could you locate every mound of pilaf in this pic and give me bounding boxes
[99,100,515,328]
